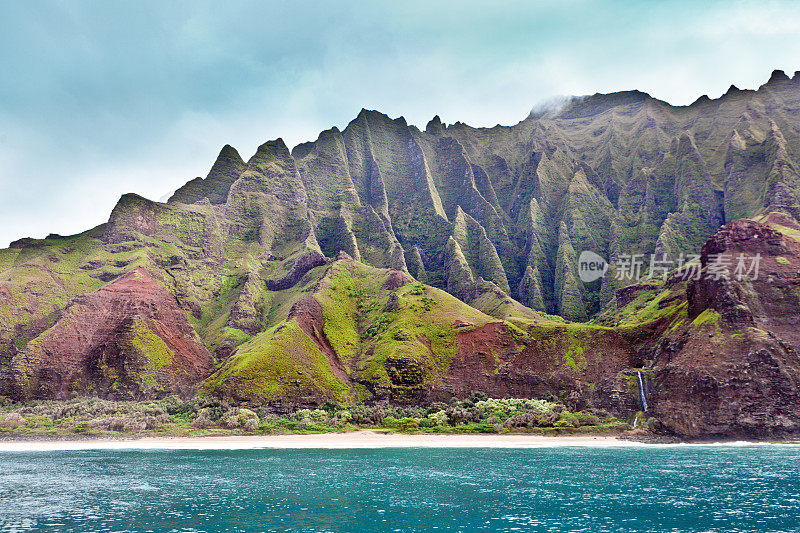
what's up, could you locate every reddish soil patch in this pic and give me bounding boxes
[432,322,638,412]
[12,267,214,400]
[290,296,350,385]
[383,270,410,290]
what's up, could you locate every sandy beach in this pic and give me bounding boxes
[0,431,648,451]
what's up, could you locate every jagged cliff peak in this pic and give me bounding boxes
[768,69,790,83]
[169,144,245,205]
[426,115,445,134]
[252,138,292,160]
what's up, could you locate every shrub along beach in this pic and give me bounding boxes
[0,394,630,440]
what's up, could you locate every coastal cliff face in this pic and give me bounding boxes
[650,217,800,437]
[1,71,800,437]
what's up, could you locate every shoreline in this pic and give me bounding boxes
[0,431,795,451]
[0,432,630,451]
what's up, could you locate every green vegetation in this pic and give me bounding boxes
[691,309,722,327]
[562,342,587,373]
[200,256,502,404]
[131,319,174,369]
[0,394,627,438]
[203,318,352,404]
[593,284,687,333]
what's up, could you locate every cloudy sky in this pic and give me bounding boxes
[1,0,799,246]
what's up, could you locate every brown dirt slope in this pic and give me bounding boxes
[10,268,214,400]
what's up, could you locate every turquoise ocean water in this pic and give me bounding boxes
[0,445,799,532]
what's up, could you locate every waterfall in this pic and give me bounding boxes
[637,371,648,412]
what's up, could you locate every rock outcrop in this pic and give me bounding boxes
[649,219,800,437]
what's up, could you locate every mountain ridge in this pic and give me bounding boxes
[156,69,800,318]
